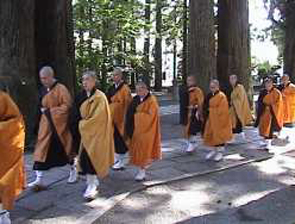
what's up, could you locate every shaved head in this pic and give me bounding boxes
[82,70,97,92]
[229,74,238,86]
[39,66,56,88]
[282,74,290,85]
[209,79,220,93]
[40,66,55,78]
[113,67,123,84]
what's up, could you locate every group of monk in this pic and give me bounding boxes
[183,74,295,161]
[1,65,295,224]
[0,66,161,223]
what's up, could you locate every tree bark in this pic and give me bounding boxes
[182,0,188,85]
[217,0,250,93]
[154,0,163,91]
[143,0,151,84]
[35,0,76,94]
[284,0,295,82]
[0,0,38,145]
[188,0,216,93]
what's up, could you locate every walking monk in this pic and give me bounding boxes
[182,76,204,153]
[280,74,295,127]
[203,80,232,162]
[107,68,132,170]
[28,66,73,190]
[74,71,114,200]
[228,75,252,144]
[125,81,161,181]
[255,78,284,150]
[0,90,25,223]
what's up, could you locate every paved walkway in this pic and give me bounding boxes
[11,101,295,224]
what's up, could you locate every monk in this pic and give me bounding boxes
[182,76,204,153]
[280,74,295,126]
[74,71,114,200]
[203,80,233,162]
[228,75,252,144]
[107,68,132,170]
[125,81,161,181]
[29,66,73,190]
[0,91,25,223]
[255,78,284,150]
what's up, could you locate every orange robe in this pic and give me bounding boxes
[0,91,25,210]
[203,91,233,147]
[184,87,204,138]
[34,83,72,168]
[109,83,132,135]
[259,88,284,138]
[127,94,161,168]
[281,82,295,124]
[78,90,114,178]
[229,84,252,129]
[108,83,132,153]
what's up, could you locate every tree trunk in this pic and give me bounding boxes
[154,0,163,91]
[217,0,250,93]
[182,0,188,85]
[143,0,151,84]
[188,0,216,92]
[0,0,38,146]
[35,0,76,94]
[284,0,295,82]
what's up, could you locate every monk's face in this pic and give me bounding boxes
[186,76,196,87]
[40,72,55,88]
[210,82,219,93]
[136,85,148,98]
[229,75,237,86]
[113,71,122,84]
[282,76,289,85]
[265,81,273,91]
[82,75,96,92]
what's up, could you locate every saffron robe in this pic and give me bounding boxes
[0,91,25,210]
[125,94,161,168]
[229,84,252,130]
[78,90,114,178]
[257,88,284,138]
[203,91,233,147]
[107,83,132,154]
[34,82,72,170]
[281,82,295,124]
[184,87,204,138]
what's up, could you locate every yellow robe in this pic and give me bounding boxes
[229,84,252,129]
[78,90,114,178]
[203,91,233,147]
[34,83,73,163]
[185,87,204,138]
[0,91,25,210]
[281,82,295,124]
[109,84,132,137]
[259,88,284,138]
[128,95,161,168]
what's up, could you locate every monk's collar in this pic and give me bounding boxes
[47,81,58,91]
[86,88,96,98]
[188,86,197,92]
[115,81,124,89]
[212,90,220,96]
[284,82,291,87]
[267,87,274,93]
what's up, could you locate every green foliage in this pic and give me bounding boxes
[262,0,286,62]
[73,0,145,90]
